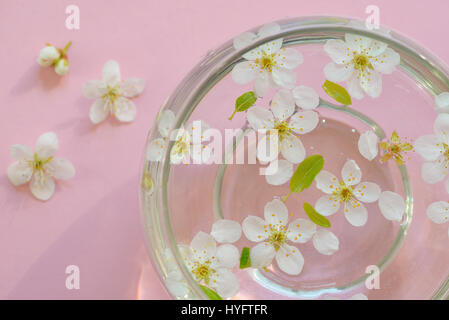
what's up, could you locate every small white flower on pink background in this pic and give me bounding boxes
[7,132,75,201]
[426,201,449,237]
[37,42,72,76]
[82,60,146,124]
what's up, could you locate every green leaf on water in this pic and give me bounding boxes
[289,155,324,194]
[239,247,251,269]
[229,91,257,120]
[322,80,352,105]
[303,201,331,228]
[199,285,223,300]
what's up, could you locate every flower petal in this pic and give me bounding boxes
[29,173,55,201]
[287,218,316,243]
[275,244,304,275]
[254,72,271,97]
[313,229,339,255]
[360,70,382,98]
[250,242,276,268]
[292,86,319,110]
[233,31,260,60]
[345,34,373,53]
[272,67,296,89]
[289,110,319,134]
[358,130,379,161]
[45,158,75,180]
[242,215,268,242]
[271,89,295,121]
[349,293,368,300]
[35,132,58,160]
[114,97,136,122]
[378,191,405,222]
[190,231,216,261]
[346,73,365,100]
[246,106,274,131]
[421,158,448,184]
[435,92,449,110]
[264,198,289,226]
[157,109,175,138]
[353,182,381,203]
[324,62,354,82]
[344,201,368,227]
[7,160,33,186]
[324,39,352,64]
[265,159,293,186]
[121,78,146,98]
[102,60,121,86]
[258,22,283,54]
[211,219,242,244]
[426,201,449,224]
[210,268,240,299]
[315,195,340,216]
[279,134,306,164]
[10,144,33,160]
[341,159,362,186]
[256,133,279,162]
[216,244,240,269]
[147,138,166,161]
[82,80,107,99]
[231,61,258,84]
[315,170,339,194]
[276,48,303,69]
[371,48,400,74]
[414,135,442,161]
[89,99,110,124]
[434,113,449,144]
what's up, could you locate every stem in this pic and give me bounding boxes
[282,191,292,203]
[61,41,72,57]
[228,110,237,120]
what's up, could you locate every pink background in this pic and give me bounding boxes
[1,0,449,299]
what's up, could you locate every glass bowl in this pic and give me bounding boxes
[140,16,449,300]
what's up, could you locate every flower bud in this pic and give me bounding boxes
[37,45,60,67]
[54,58,69,76]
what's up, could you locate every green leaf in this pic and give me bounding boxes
[199,285,223,300]
[289,155,324,193]
[229,91,257,120]
[322,80,352,105]
[303,202,331,228]
[239,247,251,269]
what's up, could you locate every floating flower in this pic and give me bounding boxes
[323,34,400,99]
[415,113,449,185]
[37,42,71,75]
[82,60,146,124]
[379,131,413,165]
[315,159,381,227]
[7,132,75,201]
[358,130,379,161]
[232,22,303,97]
[312,228,339,255]
[378,191,405,222]
[426,201,449,237]
[247,105,318,164]
[182,220,242,298]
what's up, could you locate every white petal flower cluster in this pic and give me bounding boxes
[37,42,72,76]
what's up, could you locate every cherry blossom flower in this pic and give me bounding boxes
[181,219,242,299]
[358,130,379,161]
[415,113,449,185]
[315,159,381,227]
[82,60,146,123]
[7,132,75,201]
[37,42,71,76]
[247,105,319,164]
[426,201,449,237]
[232,22,303,97]
[323,34,400,99]
[379,131,413,165]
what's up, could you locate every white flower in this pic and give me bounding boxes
[163,248,191,299]
[54,58,69,75]
[378,191,405,222]
[435,92,449,113]
[315,159,381,227]
[232,23,303,97]
[82,60,146,124]
[182,220,242,299]
[7,132,75,201]
[415,113,449,186]
[427,201,449,237]
[358,130,379,161]
[323,34,400,99]
[37,45,60,67]
[247,105,319,164]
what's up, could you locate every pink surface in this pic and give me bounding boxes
[1,0,449,299]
